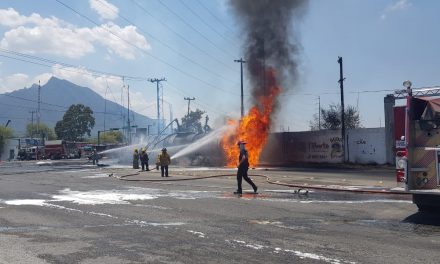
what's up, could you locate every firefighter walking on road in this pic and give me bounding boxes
[157,148,171,177]
[234,141,257,195]
[140,148,150,171]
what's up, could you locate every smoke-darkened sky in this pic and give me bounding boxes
[229,0,307,110]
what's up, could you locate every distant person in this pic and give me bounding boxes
[140,148,150,171]
[91,149,99,165]
[78,149,82,159]
[133,148,140,169]
[157,148,171,177]
[155,156,159,171]
[234,141,257,195]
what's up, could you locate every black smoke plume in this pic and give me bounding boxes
[229,0,307,106]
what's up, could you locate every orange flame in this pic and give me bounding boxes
[221,67,281,167]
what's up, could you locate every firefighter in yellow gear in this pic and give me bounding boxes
[140,148,149,171]
[156,148,171,177]
[133,148,140,169]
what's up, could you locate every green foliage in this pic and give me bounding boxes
[100,131,123,144]
[55,104,95,141]
[26,123,56,140]
[0,126,14,154]
[181,109,205,133]
[310,104,361,130]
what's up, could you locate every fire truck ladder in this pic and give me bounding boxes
[394,86,440,99]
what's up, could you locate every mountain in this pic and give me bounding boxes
[0,77,156,137]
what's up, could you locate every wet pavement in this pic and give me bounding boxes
[0,160,440,263]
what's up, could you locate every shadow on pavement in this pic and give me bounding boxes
[403,211,440,226]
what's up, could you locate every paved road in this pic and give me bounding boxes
[1,161,440,263]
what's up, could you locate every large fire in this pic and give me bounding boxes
[221,67,281,167]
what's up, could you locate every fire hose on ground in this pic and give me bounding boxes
[115,172,308,195]
[0,162,410,195]
[112,170,411,195]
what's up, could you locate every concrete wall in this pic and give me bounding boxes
[260,130,343,165]
[260,127,387,165]
[0,139,20,161]
[346,128,386,164]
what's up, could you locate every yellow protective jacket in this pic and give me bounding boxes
[157,152,171,166]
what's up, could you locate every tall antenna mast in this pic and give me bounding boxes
[148,78,167,135]
[127,84,131,145]
[37,80,41,135]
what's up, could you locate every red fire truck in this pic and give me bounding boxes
[44,140,81,159]
[394,81,440,211]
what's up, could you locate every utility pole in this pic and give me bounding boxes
[29,110,36,139]
[37,80,41,135]
[104,81,109,132]
[318,96,321,130]
[148,78,166,135]
[184,97,196,115]
[338,56,346,162]
[169,103,173,132]
[121,78,125,138]
[234,58,246,118]
[127,84,131,145]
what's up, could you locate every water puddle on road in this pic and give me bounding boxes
[82,173,111,179]
[1,187,411,207]
[226,239,356,264]
[4,199,47,206]
[1,187,222,207]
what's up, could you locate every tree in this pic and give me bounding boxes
[0,126,13,158]
[99,131,123,144]
[26,123,56,140]
[181,109,205,133]
[55,104,95,141]
[310,103,361,130]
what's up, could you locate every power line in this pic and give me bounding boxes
[0,94,123,116]
[130,0,236,73]
[166,81,229,116]
[0,93,66,109]
[282,89,396,97]
[0,53,57,70]
[55,0,239,96]
[0,52,143,92]
[156,0,236,58]
[178,0,240,48]
[283,86,440,97]
[0,115,28,120]
[0,48,145,81]
[195,0,235,33]
[95,0,236,84]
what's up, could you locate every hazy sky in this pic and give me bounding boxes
[0,0,438,131]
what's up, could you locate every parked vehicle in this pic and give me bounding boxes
[44,140,81,159]
[17,146,41,160]
[393,84,440,211]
